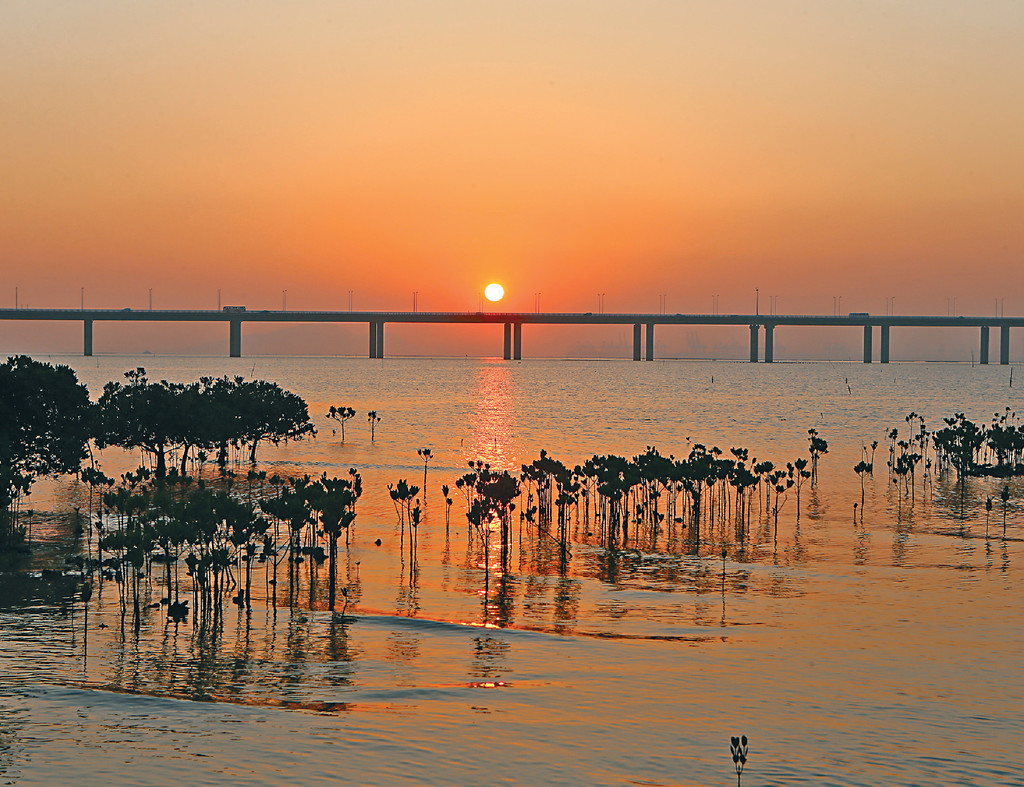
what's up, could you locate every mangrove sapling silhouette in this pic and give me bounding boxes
[752,459,775,518]
[769,469,794,545]
[728,454,759,544]
[584,454,630,547]
[327,405,356,441]
[367,410,381,441]
[523,451,581,553]
[222,495,271,609]
[730,735,749,786]
[905,448,922,507]
[150,490,191,607]
[807,429,828,484]
[465,469,521,588]
[886,427,900,485]
[982,408,1022,471]
[889,436,923,511]
[410,501,421,558]
[854,461,872,517]
[388,479,420,536]
[891,453,914,521]
[791,457,810,520]
[986,497,993,539]
[80,467,114,560]
[477,470,520,565]
[418,448,433,499]
[307,470,361,610]
[260,476,315,566]
[634,446,673,540]
[441,484,453,529]
[167,485,224,619]
[676,444,724,549]
[98,476,158,632]
[932,414,986,517]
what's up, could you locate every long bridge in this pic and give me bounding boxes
[0,307,1020,363]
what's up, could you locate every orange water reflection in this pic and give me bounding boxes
[466,361,518,471]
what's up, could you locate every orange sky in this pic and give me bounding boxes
[2,2,1023,335]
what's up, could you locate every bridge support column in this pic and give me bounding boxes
[376,321,385,359]
[1000,324,1010,365]
[229,319,241,357]
[880,325,890,363]
[633,323,642,361]
[645,323,654,361]
[862,325,872,363]
[764,324,774,363]
[513,322,522,360]
[503,323,512,360]
[369,321,378,358]
[83,319,93,357]
[749,324,759,363]
[980,326,990,364]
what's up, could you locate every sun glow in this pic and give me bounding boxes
[484,283,505,302]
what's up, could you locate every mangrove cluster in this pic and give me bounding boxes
[1,357,316,548]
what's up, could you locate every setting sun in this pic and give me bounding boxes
[484,283,505,303]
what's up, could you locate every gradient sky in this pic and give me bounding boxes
[3,1,1023,338]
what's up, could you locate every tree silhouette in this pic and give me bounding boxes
[95,369,184,479]
[97,372,314,476]
[232,379,315,463]
[0,356,92,547]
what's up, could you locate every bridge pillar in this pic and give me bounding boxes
[749,324,759,363]
[633,323,642,361]
[1000,324,1010,365]
[513,322,522,360]
[862,325,872,363]
[880,325,890,363]
[376,321,385,359]
[980,325,989,365]
[229,319,241,357]
[645,323,654,361]
[83,319,93,356]
[764,324,774,363]
[503,323,512,360]
[369,321,378,358]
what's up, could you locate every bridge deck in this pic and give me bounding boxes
[0,309,1017,363]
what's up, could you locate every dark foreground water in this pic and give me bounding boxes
[1,356,1022,785]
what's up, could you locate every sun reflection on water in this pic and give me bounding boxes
[466,362,518,471]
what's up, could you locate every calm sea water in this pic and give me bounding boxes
[1,356,1022,785]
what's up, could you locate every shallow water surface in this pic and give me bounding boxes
[1,357,1022,785]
